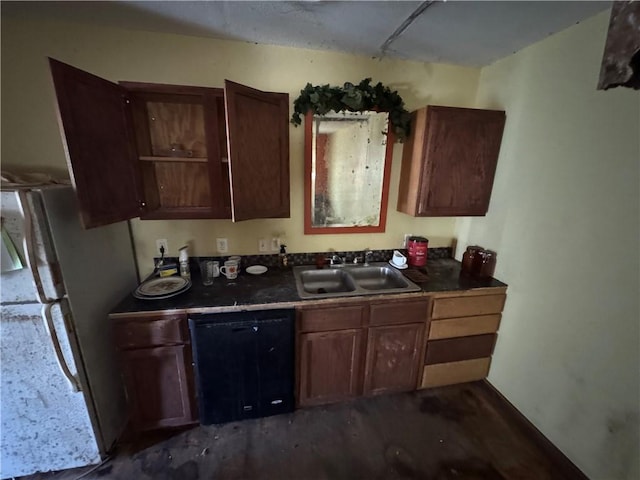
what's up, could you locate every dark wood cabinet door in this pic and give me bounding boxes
[363,323,425,396]
[49,58,141,228]
[224,80,290,221]
[121,345,197,431]
[419,106,505,216]
[298,329,364,406]
[398,106,505,217]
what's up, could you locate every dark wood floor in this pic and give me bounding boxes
[20,381,585,480]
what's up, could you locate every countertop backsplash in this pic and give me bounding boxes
[155,247,453,271]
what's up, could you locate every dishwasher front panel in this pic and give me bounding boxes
[189,309,294,425]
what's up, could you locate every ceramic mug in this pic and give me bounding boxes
[392,250,407,267]
[220,260,238,279]
[228,255,241,272]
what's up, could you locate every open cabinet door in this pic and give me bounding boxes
[49,58,141,228]
[224,80,290,221]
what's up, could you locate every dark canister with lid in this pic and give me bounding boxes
[478,250,497,278]
[461,246,484,275]
[407,236,428,267]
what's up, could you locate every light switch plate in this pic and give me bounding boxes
[258,238,269,252]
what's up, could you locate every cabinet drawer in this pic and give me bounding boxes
[298,305,366,332]
[431,294,505,319]
[424,334,496,365]
[421,357,491,388]
[369,299,428,326]
[428,314,501,340]
[115,317,186,349]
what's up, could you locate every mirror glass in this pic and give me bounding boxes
[304,111,393,234]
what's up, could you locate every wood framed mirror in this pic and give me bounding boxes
[304,110,394,234]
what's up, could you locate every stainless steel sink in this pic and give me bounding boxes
[298,269,356,295]
[293,262,422,299]
[348,265,410,290]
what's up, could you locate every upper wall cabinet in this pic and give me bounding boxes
[397,106,505,217]
[49,58,289,228]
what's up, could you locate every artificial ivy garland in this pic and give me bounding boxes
[290,78,411,141]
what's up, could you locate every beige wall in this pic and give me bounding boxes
[459,11,639,479]
[1,18,479,277]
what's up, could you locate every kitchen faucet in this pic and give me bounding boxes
[328,254,346,266]
[363,249,373,266]
[352,249,373,266]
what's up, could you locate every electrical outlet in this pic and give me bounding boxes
[156,239,168,255]
[403,234,412,248]
[258,238,269,252]
[216,238,228,253]
[271,237,280,251]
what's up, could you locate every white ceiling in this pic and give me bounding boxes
[2,1,611,67]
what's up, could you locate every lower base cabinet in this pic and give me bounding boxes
[296,298,429,407]
[121,344,196,431]
[113,313,197,432]
[298,329,364,406]
[112,288,508,429]
[364,323,424,396]
[421,290,506,388]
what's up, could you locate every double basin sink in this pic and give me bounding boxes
[293,262,422,299]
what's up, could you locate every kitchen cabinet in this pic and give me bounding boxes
[397,106,505,217]
[113,313,197,432]
[49,58,289,228]
[363,299,428,395]
[421,290,506,388]
[296,298,428,405]
[297,304,367,406]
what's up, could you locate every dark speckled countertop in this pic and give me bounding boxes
[109,258,506,317]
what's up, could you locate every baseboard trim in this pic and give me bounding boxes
[480,380,589,480]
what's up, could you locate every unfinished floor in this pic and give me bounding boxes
[20,382,584,480]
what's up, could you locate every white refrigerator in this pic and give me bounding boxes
[0,185,139,478]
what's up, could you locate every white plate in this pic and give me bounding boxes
[136,276,189,296]
[132,282,191,301]
[389,260,408,270]
[246,265,268,275]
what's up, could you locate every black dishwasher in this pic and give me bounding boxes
[189,309,294,425]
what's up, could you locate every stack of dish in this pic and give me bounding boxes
[133,276,192,300]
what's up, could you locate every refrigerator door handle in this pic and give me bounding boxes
[41,302,81,392]
[18,190,54,304]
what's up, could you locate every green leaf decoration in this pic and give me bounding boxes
[291,78,411,141]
